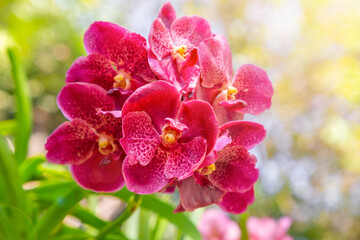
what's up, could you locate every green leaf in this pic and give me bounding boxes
[0,119,16,135]
[112,189,201,240]
[36,186,85,238]
[30,181,76,202]
[19,155,46,182]
[7,47,33,164]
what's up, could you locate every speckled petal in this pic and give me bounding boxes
[122,149,169,194]
[219,121,266,150]
[95,110,123,139]
[70,151,125,192]
[171,16,212,48]
[149,18,173,60]
[177,100,219,154]
[157,2,177,29]
[57,82,115,124]
[177,173,225,211]
[208,146,258,192]
[122,81,181,132]
[66,53,117,91]
[165,136,207,180]
[232,64,273,115]
[120,111,161,166]
[45,119,97,165]
[218,188,255,214]
[198,35,233,88]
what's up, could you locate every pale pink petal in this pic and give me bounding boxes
[70,151,125,192]
[149,18,173,59]
[208,146,258,192]
[177,100,219,154]
[219,121,266,150]
[171,16,212,48]
[232,64,273,115]
[157,2,177,29]
[275,217,293,239]
[165,137,207,180]
[199,208,241,240]
[177,173,225,211]
[120,111,161,166]
[247,217,277,240]
[122,149,169,194]
[66,53,117,91]
[57,82,115,124]
[198,35,233,88]
[45,119,97,165]
[122,81,181,132]
[218,188,255,214]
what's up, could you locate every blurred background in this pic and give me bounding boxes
[1,0,359,239]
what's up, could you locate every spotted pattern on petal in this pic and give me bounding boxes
[121,111,161,166]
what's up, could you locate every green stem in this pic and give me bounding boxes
[93,194,142,240]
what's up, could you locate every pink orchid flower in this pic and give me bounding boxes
[45,82,124,192]
[175,120,266,214]
[120,81,219,194]
[247,216,293,240]
[148,2,212,94]
[195,35,274,125]
[66,21,156,109]
[198,208,241,240]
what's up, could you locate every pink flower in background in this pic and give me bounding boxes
[247,216,293,240]
[175,121,266,214]
[148,2,212,93]
[195,35,274,125]
[120,81,219,194]
[66,21,156,109]
[45,83,124,192]
[198,208,241,240]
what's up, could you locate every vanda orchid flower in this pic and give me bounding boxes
[66,21,156,109]
[198,208,241,240]
[120,81,219,194]
[195,35,274,125]
[45,83,124,192]
[247,216,293,240]
[175,121,265,214]
[148,2,212,94]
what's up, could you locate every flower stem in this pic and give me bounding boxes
[93,194,142,240]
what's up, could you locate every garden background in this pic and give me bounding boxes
[0,0,359,239]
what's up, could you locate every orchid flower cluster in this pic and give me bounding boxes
[45,2,273,214]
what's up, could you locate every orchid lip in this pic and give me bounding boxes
[172,45,188,60]
[98,133,117,155]
[226,86,238,100]
[113,69,132,90]
[199,163,216,175]
[161,126,182,147]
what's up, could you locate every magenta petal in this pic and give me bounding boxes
[66,53,116,91]
[171,16,212,48]
[122,81,181,132]
[232,64,273,115]
[120,111,161,166]
[45,119,97,165]
[95,110,123,139]
[218,188,255,214]
[208,146,258,192]
[122,149,169,194]
[149,18,173,60]
[157,2,177,29]
[177,100,219,154]
[198,35,233,88]
[70,151,125,192]
[165,136,207,180]
[57,82,115,123]
[84,21,127,58]
[177,174,225,211]
[218,99,247,111]
[219,121,266,150]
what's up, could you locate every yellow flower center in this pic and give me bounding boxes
[113,69,132,90]
[199,164,216,175]
[98,133,117,155]
[227,86,238,100]
[172,45,188,60]
[161,127,181,146]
